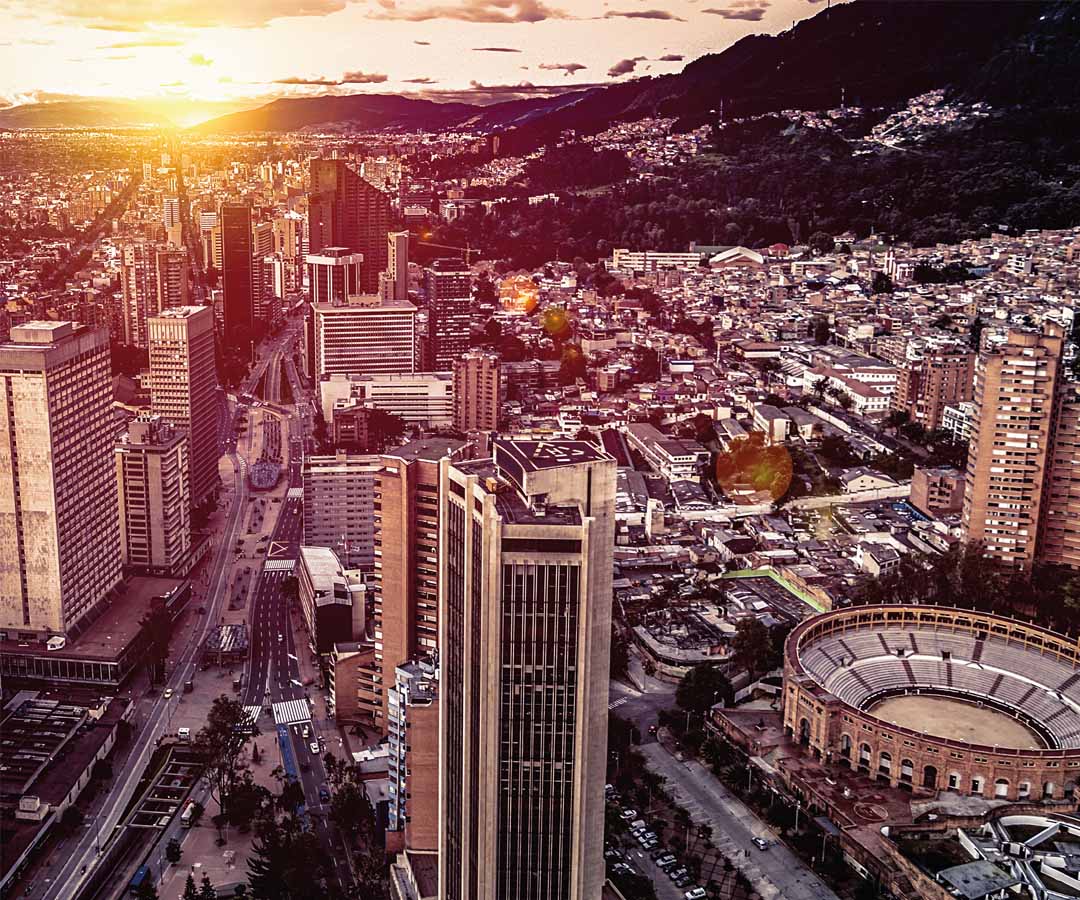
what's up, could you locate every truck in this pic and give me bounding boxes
[180,801,196,828]
[183,680,194,693]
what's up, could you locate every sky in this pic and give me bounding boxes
[0,0,829,123]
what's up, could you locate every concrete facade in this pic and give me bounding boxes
[453,351,500,435]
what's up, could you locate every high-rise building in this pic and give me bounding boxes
[221,203,254,348]
[148,306,219,511]
[424,259,471,371]
[892,342,974,431]
[307,248,364,305]
[163,196,181,230]
[369,438,467,727]
[303,452,380,570]
[1037,383,1080,569]
[120,241,155,348]
[309,158,391,294]
[0,322,123,637]
[453,351,500,434]
[962,326,1064,569]
[155,246,190,312]
[387,656,440,852]
[438,439,616,900]
[312,294,417,378]
[115,414,191,575]
[252,220,276,328]
[387,231,409,303]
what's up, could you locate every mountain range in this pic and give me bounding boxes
[2,1,1076,136]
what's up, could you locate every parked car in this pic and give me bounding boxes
[318,785,330,802]
[685,888,707,900]
[752,837,770,851]
[640,838,659,851]
[655,855,678,870]
[309,741,319,754]
[668,867,688,882]
[673,875,693,889]
[619,808,638,821]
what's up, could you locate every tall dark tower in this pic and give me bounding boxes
[424,258,471,371]
[308,158,390,295]
[220,203,254,350]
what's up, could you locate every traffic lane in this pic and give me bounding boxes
[639,745,839,900]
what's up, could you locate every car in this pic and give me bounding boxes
[318,785,330,802]
[301,724,310,739]
[163,688,174,699]
[640,838,659,851]
[752,837,770,851]
[277,633,284,643]
[628,820,646,832]
[619,809,638,821]
[611,863,634,877]
[673,875,693,889]
[309,741,320,754]
[648,724,658,735]
[604,848,622,860]
[656,856,678,871]
[177,727,191,741]
[685,888,706,900]
[668,867,688,882]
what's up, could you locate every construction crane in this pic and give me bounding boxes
[415,236,482,262]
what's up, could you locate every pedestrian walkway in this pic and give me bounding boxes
[272,698,311,726]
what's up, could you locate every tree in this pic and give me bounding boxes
[676,665,733,718]
[808,231,835,256]
[871,271,894,294]
[198,875,217,900]
[969,316,986,350]
[813,317,831,346]
[165,838,182,864]
[58,805,85,837]
[192,694,257,820]
[248,814,332,900]
[141,597,173,684]
[732,617,773,678]
[182,875,199,900]
[366,407,407,452]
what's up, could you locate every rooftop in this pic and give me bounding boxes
[494,438,610,473]
[385,436,468,464]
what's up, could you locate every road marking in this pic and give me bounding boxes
[608,697,629,710]
[264,559,296,572]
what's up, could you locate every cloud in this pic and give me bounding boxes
[33,0,350,29]
[273,70,388,86]
[604,9,684,20]
[403,76,437,83]
[659,53,684,61]
[473,46,521,52]
[99,38,184,48]
[607,56,645,77]
[341,70,388,83]
[368,0,565,23]
[189,53,213,66]
[703,0,769,20]
[539,62,585,76]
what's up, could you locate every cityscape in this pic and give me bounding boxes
[1,2,1080,900]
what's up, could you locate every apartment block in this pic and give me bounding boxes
[892,343,974,431]
[453,351,500,434]
[302,453,380,570]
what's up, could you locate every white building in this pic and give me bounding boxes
[319,372,453,428]
[313,294,417,378]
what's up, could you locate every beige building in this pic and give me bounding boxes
[910,466,965,518]
[962,326,1064,569]
[387,657,439,852]
[115,415,191,575]
[312,294,417,378]
[366,438,467,728]
[120,243,190,348]
[0,322,122,637]
[438,439,616,900]
[453,351,500,434]
[148,306,219,510]
[892,343,974,431]
[302,453,380,570]
[1037,384,1080,569]
[386,231,409,303]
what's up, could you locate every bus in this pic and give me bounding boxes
[180,801,196,828]
[128,865,151,895]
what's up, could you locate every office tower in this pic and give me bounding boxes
[155,246,190,312]
[0,322,122,636]
[148,306,219,511]
[252,220,276,329]
[309,157,391,294]
[424,259,471,371]
[439,438,616,900]
[1037,383,1080,569]
[307,248,364,304]
[387,231,409,303]
[115,415,191,575]
[162,196,181,231]
[273,214,304,292]
[120,241,155,347]
[892,342,974,431]
[387,656,439,852]
[221,203,254,348]
[453,351,500,434]
[370,438,467,726]
[303,452,380,570]
[962,326,1064,569]
[312,294,417,378]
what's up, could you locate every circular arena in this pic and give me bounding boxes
[783,606,1080,801]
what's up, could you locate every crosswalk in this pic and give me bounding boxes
[241,705,262,732]
[286,487,303,499]
[608,697,629,711]
[272,698,312,726]
[264,558,296,572]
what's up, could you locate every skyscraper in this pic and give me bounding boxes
[120,241,155,348]
[155,246,190,313]
[962,326,1064,569]
[453,351,500,434]
[387,230,409,303]
[438,439,616,900]
[369,438,467,726]
[309,158,391,294]
[0,322,122,636]
[1039,383,1080,569]
[312,294,417,378]
[148,306,219,511]
[115,414,191,575]
[892,341,974,431]
[307,248,364,305]
[221,203,254,348]
[424,259,471,371]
